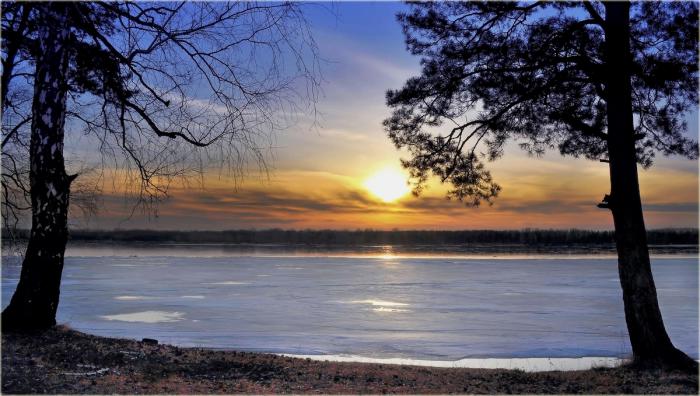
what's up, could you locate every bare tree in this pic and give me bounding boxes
[1,1,320,331]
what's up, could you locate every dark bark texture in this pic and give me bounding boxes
[603,2,697,372]
[2,3,73,332]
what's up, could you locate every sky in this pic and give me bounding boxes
[71,2,698,231]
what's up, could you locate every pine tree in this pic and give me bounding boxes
[384,1,697,370]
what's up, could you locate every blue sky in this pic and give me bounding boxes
[69,2,698,231]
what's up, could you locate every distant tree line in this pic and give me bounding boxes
[5,228,696,246]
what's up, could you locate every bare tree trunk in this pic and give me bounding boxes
[603,1,696,371]
[2,3,74,332]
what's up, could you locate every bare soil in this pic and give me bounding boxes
[2,326,697,394]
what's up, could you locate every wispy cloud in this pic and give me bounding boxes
[317,128,370,142]
[314,28,418,84]
[78,150,699,231]
[643,202,698,213]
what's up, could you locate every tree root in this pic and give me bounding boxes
[631,347,698,374]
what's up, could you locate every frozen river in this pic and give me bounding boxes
[2,243,697,365]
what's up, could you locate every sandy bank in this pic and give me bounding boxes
[2,326,697,394]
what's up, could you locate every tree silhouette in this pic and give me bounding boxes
[384,1,697,370]
[1,1,319,331]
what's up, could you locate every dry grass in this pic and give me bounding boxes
[2,326,697,394]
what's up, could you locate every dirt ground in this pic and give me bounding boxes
[2,326,697,394]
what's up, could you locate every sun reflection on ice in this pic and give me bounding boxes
[377,245,398,260]
[350,299,411,313]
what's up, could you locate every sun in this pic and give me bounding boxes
[364,167,410,202]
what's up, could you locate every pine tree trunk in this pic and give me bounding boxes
[603,1,696,371]
[2,3,73,332]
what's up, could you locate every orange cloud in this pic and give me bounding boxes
[79,155,697,231]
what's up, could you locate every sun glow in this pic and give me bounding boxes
[364,168,410,203]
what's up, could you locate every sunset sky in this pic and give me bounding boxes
[73,2,698,231]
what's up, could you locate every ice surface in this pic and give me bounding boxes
[100,311,184,323]
[283,355,626,372]
[2,244,697,366]
[114,296,153,301]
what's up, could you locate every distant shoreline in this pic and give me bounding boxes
[2,240,697,259]
[4,228,699,247]
[2,238,697,259]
